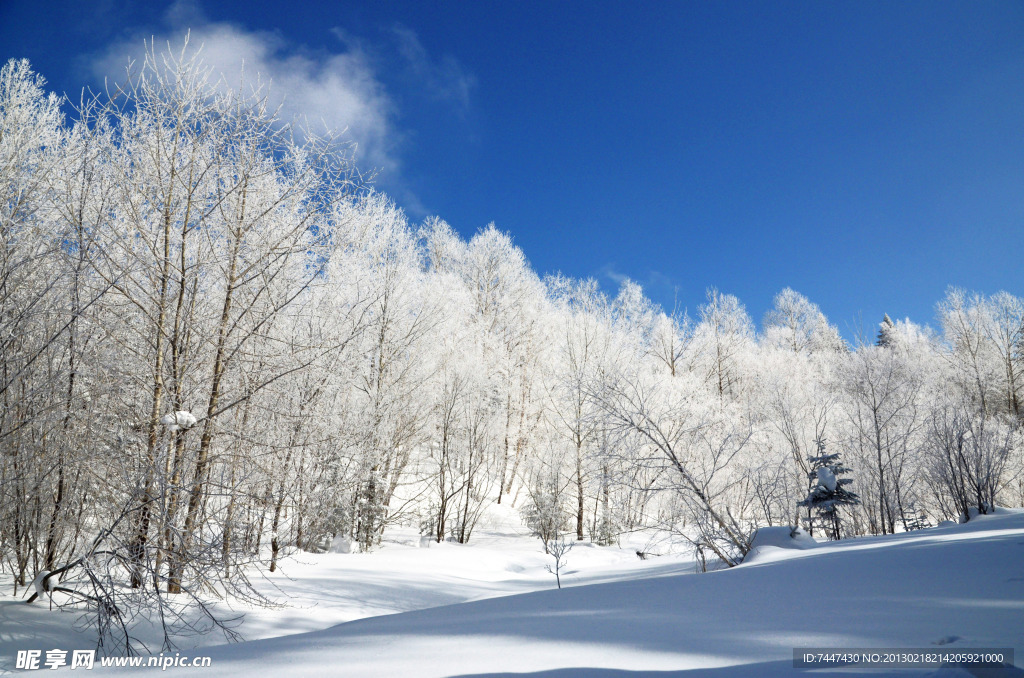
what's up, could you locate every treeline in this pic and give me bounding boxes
[1,49,1021,650]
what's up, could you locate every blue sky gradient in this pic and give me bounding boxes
[2,0,1021,338]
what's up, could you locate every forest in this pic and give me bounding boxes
[1,47,1021,652]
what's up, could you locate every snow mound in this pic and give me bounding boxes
[962,505,1021,522]
[742,526,817,564]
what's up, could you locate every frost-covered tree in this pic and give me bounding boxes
[924,401,1018,521]
[841,342,924,534]
[0,58,73,589]
[694,288,754,398]
[649,302,694,378]
[592,357,754,566]
[939,289,1004,416]
[763,288,844,356]
[983,291,1023,420]
[445,225,548,506]
[545,276,611,540]
[342,195,437,551]
[877,313,897,348]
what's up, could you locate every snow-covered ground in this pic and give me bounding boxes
[3,506,1023,676]
[0,505,691,671]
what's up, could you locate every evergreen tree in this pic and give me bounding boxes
[877,313,896,348]
[798,439,860,540]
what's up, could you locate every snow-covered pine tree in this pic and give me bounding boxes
[877,313,896,348]
[798,439,859,540]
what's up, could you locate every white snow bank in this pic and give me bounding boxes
[742,525,818,564]
[748,525,817,551]
[962,505,1022,522]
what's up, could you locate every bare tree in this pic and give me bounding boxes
[544,533,575,589]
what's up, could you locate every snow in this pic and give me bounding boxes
[817,465,838,492]
[159,411,197,432]
[30,570,52,596]
[328,534,354,553]
[743,525,817,563]
[3,506,1023,676]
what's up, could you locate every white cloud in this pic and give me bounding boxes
[598,265,682,309]
[91,4,398,179]
[598,263,630,287]
[647,269,679,293]
[392,24,475,111]
[90,4,478,218]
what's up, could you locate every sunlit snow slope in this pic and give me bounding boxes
[99,511,1024,677]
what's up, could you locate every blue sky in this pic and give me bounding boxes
[2,0,1022,338]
